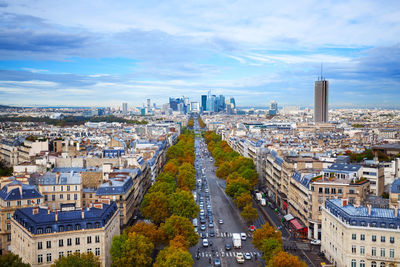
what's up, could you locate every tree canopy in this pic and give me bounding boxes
[51,252,101,267]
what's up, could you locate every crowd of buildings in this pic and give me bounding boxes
[202,103,400,266]
[0,116,186,266]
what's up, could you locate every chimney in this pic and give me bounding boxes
[374,152,378,164]
[341,199,348,207]
[47,206,50,215]
[33,206,39,215]
[55,211,58,221]
[56,172,60,184]
[395,158,399,178]
[395,206,398,218]
[367,204,372,216]
[81,208,85,219]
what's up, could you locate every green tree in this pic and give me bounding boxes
[259,237,282,263]
[127,221,166,245]
[154,246,193,267]
[216,161,232,179]
[225,177,250,198]
[51,252,100,267]
[0,253,30,267]
[169,190,199,218]
[241,204,258,223]
[234,192,252,209]
[161,215,199,247]
[141,191,170,224]
[110,232,154,267]
[148,180,176,195]
[252,223,282,249]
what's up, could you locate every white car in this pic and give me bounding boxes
[236,252,245,263]
[202,239,209,247]
[311,239,321,245]
[240,233,247,240]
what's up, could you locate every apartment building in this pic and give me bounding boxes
[322,199,400,267]
[0,179,43,254]
[11,201,119,267]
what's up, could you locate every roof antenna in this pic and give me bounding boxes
[320,62,323,80]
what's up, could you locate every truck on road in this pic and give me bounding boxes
[260,198,266,206]
[256,193,262,200]
[232,233,242,248]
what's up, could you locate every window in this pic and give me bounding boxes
[360,246,365,255]
[380,248,385,257]
[7,234,11,241]
[46,227,52,233]
[67,194,71,200]
[67,251,72,256]
[74,194,78,200]
[371,262,376,267]
[37,199,40,204]
[76,250,80,254]
[75,237,80,245]
[95,248,100,256]
[372,247,376,256]
[381,236,385,243]
[319,187,323,193]
[349,189,355,194]
[59,226,64,232]
[372,235,376,242]
[7,224,11,230]
[338,188,342,194]
[87,236,92,244]
[95,235,100,243]
[59,239,63,247]
[67,238,72,246]
[360,234,365,241]
[325,188,330,194]
[352,234,356,240]
[6,213,11,219]
[87,248,92,253]
[6,201,10,207]
[27,200,31,205]
[38,254,43,263]
[360,260,365,267]
[46,240,51,249]
[352,245,356,254]
[390,249,394,258]
[53,186,56,192]
[45,195,48,201]
[17,200,21,206]
[390,236,395,243]
[75,185,78,191]
[351,259,356,267]
[67,185,70,191]
[38,242,42,250]
[46,253,52,262]
[380,263,385,267]
[59,251,64,259]
[60,194,63,199]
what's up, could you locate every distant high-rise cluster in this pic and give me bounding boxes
[314,78,329,123]
[201,92,235,114]
[122,102,128,114]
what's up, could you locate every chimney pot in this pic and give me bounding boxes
[81,208,85,219]
[395,206,398,217]
[367,204,372,216]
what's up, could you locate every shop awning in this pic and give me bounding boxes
[284,214,294,221]
[290,219,305,230]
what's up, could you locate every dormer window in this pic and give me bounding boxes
[37,228,43,234]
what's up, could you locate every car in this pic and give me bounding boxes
[209,230,215,237]
[209,222,214,228]
[249,225,256,232]
[244,252,252,260]
[311,239,321,245]
[200,224,206,231]
[236,252,245,263]
[200,233,206,239]
[214,258,221,266]
[240,233,247,240]
[225,243,231,250]
[200,210,205,216]
[202,239,209,247]
[219,219,224,224]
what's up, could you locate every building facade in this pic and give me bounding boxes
[314,79,329,123]
[11,201,119,267]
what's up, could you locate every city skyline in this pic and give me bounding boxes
[0,1,400,107]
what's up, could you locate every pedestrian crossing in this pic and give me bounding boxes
[197,251,261,258]
[200,232,252,238]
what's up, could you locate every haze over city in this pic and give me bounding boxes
[0,0,399,107]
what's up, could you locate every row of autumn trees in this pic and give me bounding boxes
[203,131,258,223]
[187,117,194,128]
[110,129,199,267]
[252,224,307,267]
[198,117,205,128]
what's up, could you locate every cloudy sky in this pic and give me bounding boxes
[0,0,399,107]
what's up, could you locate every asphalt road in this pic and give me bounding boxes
[190,129,262,267]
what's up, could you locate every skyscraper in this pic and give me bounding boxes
[314,78,329,123]
[147,99,151,110]
[122,102,128,114]
[201,95,207,112]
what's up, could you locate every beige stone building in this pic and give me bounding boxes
[322,199,400,267]
[0,178,43,254]
[11,201,119,267]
